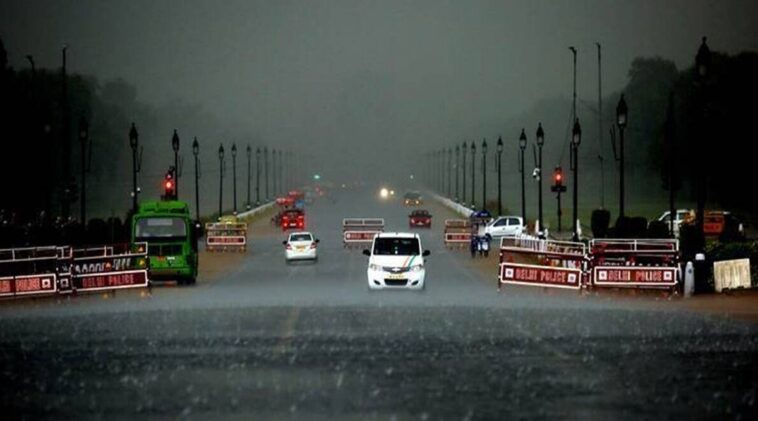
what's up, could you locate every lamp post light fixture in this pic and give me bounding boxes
[496,136,503,216]
[218,144,225,219]
[79,116,89,225]
[231,143,238,215]
[129,123,140,213]
[571,118,582,241]
[519,129,527,222]
[616,94,628,218]
[470,141,476,208]
[192,137,200,219]
[536,123,545,236]
[171,130,180,199]
[482,139,488,211]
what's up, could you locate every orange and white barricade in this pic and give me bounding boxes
[498,235,587,291]
[342,218,384,249]
[588,239,679,292]
[205,222,248,252]
[443,219,472,249]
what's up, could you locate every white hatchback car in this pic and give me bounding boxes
[283,232,319,262]
[484,216,525,238]
[363,232,430,290]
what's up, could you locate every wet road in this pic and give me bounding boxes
[1,188,757,419]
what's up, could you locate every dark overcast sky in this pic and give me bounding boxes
[2,0,757,178]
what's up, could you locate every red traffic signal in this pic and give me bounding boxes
[551,166,566,193]
[163,168,177,200]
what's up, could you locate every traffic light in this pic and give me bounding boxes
[163,167,177,200]
[551,166,566,193]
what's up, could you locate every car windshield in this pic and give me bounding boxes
[373,237,420,255]
[135,217,186,240]
[290,234,312,242]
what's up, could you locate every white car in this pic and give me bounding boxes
[655,209,694,238]
[363,232,430,290]
[484,216,525,237]
[283,232,319,262]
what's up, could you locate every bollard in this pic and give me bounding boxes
[684,261,695,298]
[694,253,708,294]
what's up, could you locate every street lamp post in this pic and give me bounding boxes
[264,147,269,200]
[616,94,628,218]
[231,143,238,215]
[571,119,582,241]
[519,129,527,222]
[271,148,277,197]
[255,148,261,205]
[129,123,140,214]
[536,123,545,235]
[192,138,200,219]
[171,130,180,199]
[218,144,225,219]
[447,148,452,198]
[695,37,711,251]
[455,145,460,201]
[470,142,476,208]
[79,116,88,225]
[497,136,503,216]
[246,145,252,210]
[462,141,467,205]
[482,139,488,210]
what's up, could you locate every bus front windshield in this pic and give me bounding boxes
[135,217,187,240]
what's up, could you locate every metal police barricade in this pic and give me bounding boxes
[588,239,679,293]
[0,246,65,299]
[205,222,248,252]
[498,235,587,291]
[342,218,384,249]
[443,219,471,249]
[70,242,150,293]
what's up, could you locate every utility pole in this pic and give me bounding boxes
[192,138,200,219]
[470,142,476,208]
[455,145,460,201]
[482,139,488,210]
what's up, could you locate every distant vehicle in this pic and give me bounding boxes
[689,210,744,239]
[403,191,423,206]
[283,231,319,262]
[280,209,305,231]
[655,209,694,237]
[363,232,430,290]
[131,200,198,285]
[409,209,432,228]
[484,216,525,238]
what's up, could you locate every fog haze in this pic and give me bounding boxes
[3,0,758,185]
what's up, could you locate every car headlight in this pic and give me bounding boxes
[411,264,423,272]
[369,264,380,271]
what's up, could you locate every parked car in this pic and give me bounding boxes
[483,216,525,238]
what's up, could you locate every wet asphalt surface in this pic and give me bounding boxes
[1,188,757,420]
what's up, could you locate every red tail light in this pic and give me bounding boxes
[286,244,292,250]
[310,243,317,249]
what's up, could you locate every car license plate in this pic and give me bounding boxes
[296,246,305,251]
[387,273,404,280]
